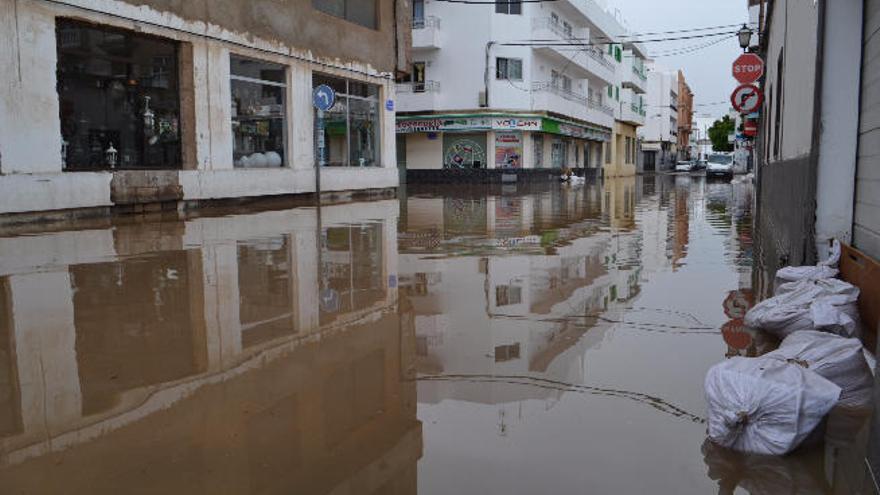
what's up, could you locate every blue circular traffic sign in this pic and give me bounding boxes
[313,84,336,111]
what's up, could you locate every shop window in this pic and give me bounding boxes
[495,0,522,15]
[313,0,377,29]
[313,73,381,167]
[496,58,522,81]
[443,133,487,169]
[231,55,287,168]
[56,19,181,170]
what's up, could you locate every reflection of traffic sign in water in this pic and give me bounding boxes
[313,84,336,111]
[320,288,339,313]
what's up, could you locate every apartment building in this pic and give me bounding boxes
[395,0,646,181]
[0,0,409,222]
[677,70,694,160]
[639,63,679,171]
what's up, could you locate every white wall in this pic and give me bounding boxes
[815,0,863,256]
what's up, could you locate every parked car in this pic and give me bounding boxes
[675,160,695,172]
[706,153,734,180]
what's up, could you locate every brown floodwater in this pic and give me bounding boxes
[0,175,874,494]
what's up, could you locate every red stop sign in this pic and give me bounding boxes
[732,53,764,84]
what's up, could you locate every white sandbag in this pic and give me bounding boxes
[702,439,826,495]
[818,239,842,268]
[705,356,841,455]
[765,330,873,409]
[773,265,838,294]
[744,278,861,338]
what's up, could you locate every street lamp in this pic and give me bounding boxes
[737,24,753,51]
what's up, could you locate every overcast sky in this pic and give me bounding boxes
[607,0,751,120]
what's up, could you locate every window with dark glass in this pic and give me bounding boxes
[313,0,377,29]
[495,0,522,15]
[230,55,287,168]
[312,73,381,167]
[496,58,522,80]
[56,19,181,170]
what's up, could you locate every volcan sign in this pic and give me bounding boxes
[732,53,764,84]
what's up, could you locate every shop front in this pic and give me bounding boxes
[397,114,610,182]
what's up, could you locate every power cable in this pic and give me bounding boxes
[504,30,737,48]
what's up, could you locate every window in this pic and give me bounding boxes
[614,46,622,62]
[413,0,425,26]
[313,74,381,167]
[496,58,522,80]
[615,86,619,101]
[412,61,426,92]
[563,21,572,38]
[495,343,521,362]
[625,137,632,164]
[605,142,611,164]
[496,285,522,306]
[313,0,377,29]
[551,70,560,88]
[562,75,572,93]
[231,55,287,168]
[56,20,181,170]
[495,0,522,15]
[550,12,559,25]
[533,134,544,168]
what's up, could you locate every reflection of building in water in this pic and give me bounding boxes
[0,201,420,494]
[669,176,693,269]
[399,181,644,418]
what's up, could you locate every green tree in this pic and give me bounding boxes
[708,115,735,152]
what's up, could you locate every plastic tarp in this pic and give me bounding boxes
[744,278,861,338]
[765,331,873,409]
[705,356,841,455]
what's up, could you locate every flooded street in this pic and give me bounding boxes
[0,175,870,494]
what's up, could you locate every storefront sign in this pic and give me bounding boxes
[495,132,523,169]
[493,118,541,130]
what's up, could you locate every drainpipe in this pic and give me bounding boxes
[483,41,495,107]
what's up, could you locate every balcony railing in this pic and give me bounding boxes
[532,81,586,104]
[631,65,647,81]
[397,80,440,93]
[588,97,615,116]
[586,46,615,70]
[412,15,440,30]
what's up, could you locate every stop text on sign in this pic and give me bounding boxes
[732,53,764,84]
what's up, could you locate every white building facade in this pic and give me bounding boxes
[0,0,406,222]
[639,63,678,171]
[396,0,646,178]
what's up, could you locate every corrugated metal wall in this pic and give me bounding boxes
[855,0,880,259]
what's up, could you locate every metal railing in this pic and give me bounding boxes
[532,81,586,104]
[586,47,615,71]
[412,15,440,30]
[631,65,647,81]
[396,80,441,93]
[588,97,615,116]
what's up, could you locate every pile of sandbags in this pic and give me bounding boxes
[765,330,873,409]
[705,356,841,455]
[744,278,862,338]
[773,240,841,292]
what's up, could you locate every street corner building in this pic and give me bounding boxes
[394,0,648,183]
[0,0,412,223]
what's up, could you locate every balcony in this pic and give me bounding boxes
[395,80,441,112]
[530,18,615,85]
[621,65,647,94]
[618,101,645,126]
[531,81,614,129]
[412,16,441,50]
